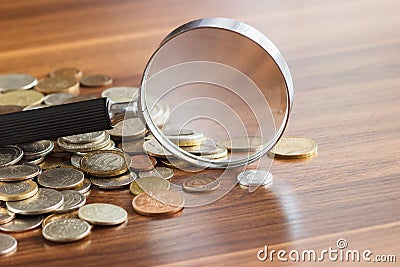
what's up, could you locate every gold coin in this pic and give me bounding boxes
[129,175,171,196]
[268,136,318,159]
[80,150,130,177]
[182,177,220,193]
[166,131,205,147]
[35,76,79,95]
[49,67,83,80]
[0,90,44,107]
[217,136,267,152]
[132,190,184,216]
[42,210,79,227]
[39,157,63,170]
[129,181,144,196]
[0,180,38,201]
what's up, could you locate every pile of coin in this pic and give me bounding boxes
[0,67,318,256]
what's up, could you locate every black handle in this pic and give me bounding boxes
[0,98,113,145]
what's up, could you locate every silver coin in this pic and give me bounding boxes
[237,170,273,187]
[0,164,42,181]
[70,154,82,168]
[6,188,64,215]
[74,139,116,156]
[143,139,173,158]
[42,218,91,243]
[53,190,86,213]
[182,177,220,193]
[90,172,137,189]
[20,156,45,165]
[72,178,91,194]
[0,233,17,255]
[106,118,146,139]
[57,133,111,152]
[22,104,49,111]
[0,208,15,224]
[0,145,23,167]
[162,129,194,136]
[101,86,139,102]
[62,131,105,144]
[78,203,127,225]
[139,167,174,180]
[37,168,84,190]
[0,215,43,232]
[118,139,145,154]
[0,73,38,91]
[43,93,75,106]
[18,140,54,159]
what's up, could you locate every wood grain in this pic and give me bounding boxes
[0,0,399,266]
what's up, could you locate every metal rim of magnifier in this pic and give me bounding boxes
[138,17,294,169]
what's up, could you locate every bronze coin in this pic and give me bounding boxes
[0,105,23,114]
[132,190,184,216]
[130,155,157,171]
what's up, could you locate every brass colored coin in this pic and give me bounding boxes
[49,67,83,79]
[139,167,174,180]
[6,188,64,215]
[130,155,157,171]
[72,178,91,194]
[0,208,15,224]
[106,118,146,140]
[143,139,173,158]
[182,177,220,193]
[0,145,23,167]
[0,164,42,181]
[78,203,127,225]
[18,140,54,159]
[43,93,74,106]
[0,90,44,107]
[39,157,63,169]
[217,136,267,152]
[42,218,91,243]
[80,74,113,87]
[38,168,84,190]
[0,105,23,114]
[166,131,205,147]
[90,172,137,190]
[134,176,170,194]
[132,190,184,216]
[129,181,144,196]
[268,136,318,159]
[0,233,17,255]
[118,139,145,155]
[80,150,130,177]
[0,180,38,201]
[35,76,79,94]
[42,210,79,227]
[0,215,43,233]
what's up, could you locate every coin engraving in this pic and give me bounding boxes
[42,218,90,242]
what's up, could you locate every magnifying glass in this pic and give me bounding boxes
[0,18,293,169]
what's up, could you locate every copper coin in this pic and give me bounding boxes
[80,74,112,87]
[0,105,22,114]
[132,190,184,216]
[130,155,157,171]
[35,76,79,94]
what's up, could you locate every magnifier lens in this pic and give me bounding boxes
[127,18,292,169]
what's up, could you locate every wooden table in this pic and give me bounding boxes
[1,0,399,266]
